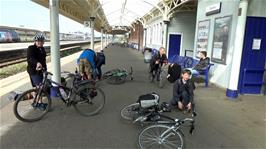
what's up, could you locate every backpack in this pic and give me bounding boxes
[138,93,160,108]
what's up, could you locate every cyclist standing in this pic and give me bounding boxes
[26,33,47,110]
[27,33,47,87]
[149,47,168,81]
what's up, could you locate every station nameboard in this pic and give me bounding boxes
[206,2,221,16]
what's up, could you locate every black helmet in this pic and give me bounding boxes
[33,33,45,41]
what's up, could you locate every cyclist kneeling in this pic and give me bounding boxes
[77,48,97,80]
[170,69,195,111]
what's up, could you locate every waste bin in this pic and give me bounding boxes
[144,48,152,63]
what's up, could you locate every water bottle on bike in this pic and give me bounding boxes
[59,87,68,100]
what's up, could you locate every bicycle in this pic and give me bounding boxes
[138,116,196,149]
[13,70,105,122]
[149,63,169,88]
[120,93,174,125]
[102,67,133,84]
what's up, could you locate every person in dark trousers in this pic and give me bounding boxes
[95,50,105,80]
[27,33,47,87]
[26,33,47,110]
[186,51,210,76]
[170,69,195,111]
[167,63,181,83]
[150,47,168,81]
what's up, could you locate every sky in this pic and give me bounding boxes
[0,0,97,34]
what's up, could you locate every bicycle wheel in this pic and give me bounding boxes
[73,86,105,116]
[107,76,126,84]
[13,88,51,122]
[138,124,185,149]
[120,103,140,121]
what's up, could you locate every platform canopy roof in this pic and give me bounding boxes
[32,0,110,32]
[101,0,159,32]
[32,0,197,34]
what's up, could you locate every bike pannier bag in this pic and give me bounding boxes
[138,93,159,108]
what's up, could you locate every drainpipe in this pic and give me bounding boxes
[105,30,107,47]
[90,17,95,50]
[101,27,104,51]
[144,28,147,48]
[226,0,248,99]
[138,22,141,51]
[163,20,169,53]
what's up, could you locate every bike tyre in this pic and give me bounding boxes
[138,124,185,149]
[13,88,51,122]
[120,103,140,121]
[73,86,105,116]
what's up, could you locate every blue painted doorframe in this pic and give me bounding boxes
[168,34,181,63]
[238,17,266,94]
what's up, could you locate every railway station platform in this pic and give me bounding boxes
[0,45,265,148]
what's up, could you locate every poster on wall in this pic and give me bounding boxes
[196,20,210,57]
[211,15,232,64]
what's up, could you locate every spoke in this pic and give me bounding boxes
[148,128,160,137]
[142,132,157,139]
[140,138,157,142]
[145,141,158,149]
[164,140,178,148]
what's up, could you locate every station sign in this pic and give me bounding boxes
[206,2,221,16]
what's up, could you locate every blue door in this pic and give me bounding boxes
[238,17,266,94]
[168,34,181,63]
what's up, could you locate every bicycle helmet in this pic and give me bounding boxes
[33,33,45,41]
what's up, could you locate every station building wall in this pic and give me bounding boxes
[128,22,144,50]
[194,0,240,88]
[167,11,197,57]
[195,0,266,89]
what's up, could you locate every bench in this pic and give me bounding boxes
[242,68,266,95]
[169,55,214,87]
[128,43,138,49]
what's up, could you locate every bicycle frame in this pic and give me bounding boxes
[103,67,133,80]
[161,117,195,139]
[133,109,175,124]
[36,71,88,106]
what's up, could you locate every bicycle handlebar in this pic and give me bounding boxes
[175,117,195,134]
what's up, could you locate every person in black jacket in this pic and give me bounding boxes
[95,50,105,80]
[27,33,47,87]
[170,69,195,111]
[187,51,210,77]
[149,47,168,81]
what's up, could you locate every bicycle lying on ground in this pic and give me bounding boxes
[138,116,195,149]
[120,93,196,149]
[13,70,105,122]
[102,67,133,84]
[120,93,176,125]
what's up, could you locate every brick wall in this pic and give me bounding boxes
[128,22,144,50]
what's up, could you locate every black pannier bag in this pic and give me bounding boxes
[138,93,159,108]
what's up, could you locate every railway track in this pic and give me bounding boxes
[0,41,97,68]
